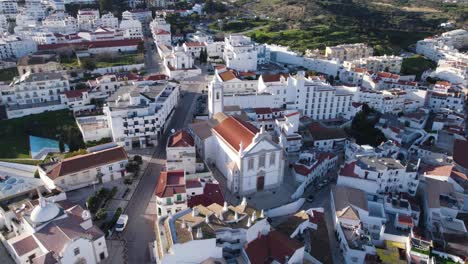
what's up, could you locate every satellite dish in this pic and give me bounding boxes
[171,129,175,134]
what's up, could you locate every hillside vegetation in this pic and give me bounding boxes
[230,0,467,54]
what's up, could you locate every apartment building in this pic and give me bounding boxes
[0,35,37,59]
[434,59,467,85]
[1,196,108,264]
[330,185,384,264]
[428,87,465,113]
[183,41,206,58]
[357,88,406,114]
[42,12,78,34]
[0,0,18,18]
[122,9,152,23]
[416,29,468,61]
[223,35,258,72]
[120,19,143,39]
[38,145,128,191]
[103,81,180,149]
[293,151,338,185]
[325,43,373,62]
[99,12,119,29]
[343,55,403,74]
[338,157,419,195]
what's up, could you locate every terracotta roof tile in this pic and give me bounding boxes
[155,170,186,198]
[213,116,258,152]
[63,88,88,99]
[218,70,237,82]
[12,235,38,256]
[245,230,303,264]
[261,73,288,83]
[168,130,194,147]
[187,183,225,208]
[44,146,128,179]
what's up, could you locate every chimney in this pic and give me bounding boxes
[246,217,252,228]
[234,211,239,222]
[192,207,198,217]
[196,228,203,239]
[241,197,247,207]
[187,225,192,232]
[205,215,210,224]
[251,211,257,222]
[260,209,265,218]
[222,201,228,212]
[181,219,186,228]
[219,212,224,221]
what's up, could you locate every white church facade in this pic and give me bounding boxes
[207,116,285,195]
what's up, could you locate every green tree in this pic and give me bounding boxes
[137,41,145,53]
[59,139,65,153]
[81,59,96,71]
[34,170,40,178]
[95,208,108,220]
[99,0,112,12]
[133,155,143,165]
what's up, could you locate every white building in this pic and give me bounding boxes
[77,9,100,31]
[357,88,406,114]
[337,157,419,195]
[98,12,119,29]
[0,14,8,33]
[0,195,108,264]
[330,185,384,264]
[428,88,465,113]
[153,29,171,46]
[155,170,188,217]
[208,115,284,195]
[23,0,48,20]
[183,41,206,58]
[164,46,201,79]
[42,12,78,34]
[325,43,373,62]
[416,29,468,62]
[0,0,18,18]
[166,130,196,174]
[223,35,258,72]
[103,81,180,149]
[293,151,338,185]
[434,59,467,85]
[38,145,128,191]
[274,110,302,153]
[343,55,403,74]
[150,17,171,33]
[122,10,152,23]
[0,35,37,59]
[120,19,143,39]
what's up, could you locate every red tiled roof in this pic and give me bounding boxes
[436,81,451,87]
[284,111,299,118]
[421,165,453,177]
[261,73,288,83]
[245,230,303,264]
[186,179,202,189]
[340,162,358,178]
[354,67,367,73]
[377,72,399,79]
[351,102,362,108]
[155,170,186,198]
[155,29,170,35]
[184,41,206,47]
[45,146,128,179]
[453,140,468,169]
[254,108,273,115]
[398,214,414,226]
[12,235,38,256]
[38,39,140,51]
[168,130,194,147]
[218,70,237,82]
[63,88,88,98]
[144,74,168,81]
[187,183,224,208]
[213,116,259,152]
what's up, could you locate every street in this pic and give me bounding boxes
[121,91,198,264]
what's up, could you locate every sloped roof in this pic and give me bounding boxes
[63,88,88,99]
[155,170,186,198]
[218,70,237,82]
[12,235,38,256]
[261,73,288,83]
[44,146,128,179]
[213,116,258,152]
[168,130,194,148]
[453,139,468,169]
[245,230,303,264]
[332,185,368,218]
[308,122,347,141]
[187,183,225,208]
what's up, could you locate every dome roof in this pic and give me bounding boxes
[30,197,60,224]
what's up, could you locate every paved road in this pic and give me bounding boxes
[123,91,198,264]
[143,36,163,74]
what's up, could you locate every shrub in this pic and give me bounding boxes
[133,155,143,165]
[95,208,108,220]
[86,195,98,213]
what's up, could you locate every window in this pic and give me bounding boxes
[258,153,266,168]
[177,194,182,201]
[166,198,172,204]
[248,158,254,170]
[269,153,276,166]
[74,247,80,256]
[108,166,113,171]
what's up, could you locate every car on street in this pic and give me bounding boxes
[115,214,129,232]
[306,195,314,202]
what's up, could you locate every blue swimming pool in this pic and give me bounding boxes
[29,135,69,159]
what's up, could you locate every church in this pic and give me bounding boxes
[207,115,285,195]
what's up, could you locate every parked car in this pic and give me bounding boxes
[115,214,129,232]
